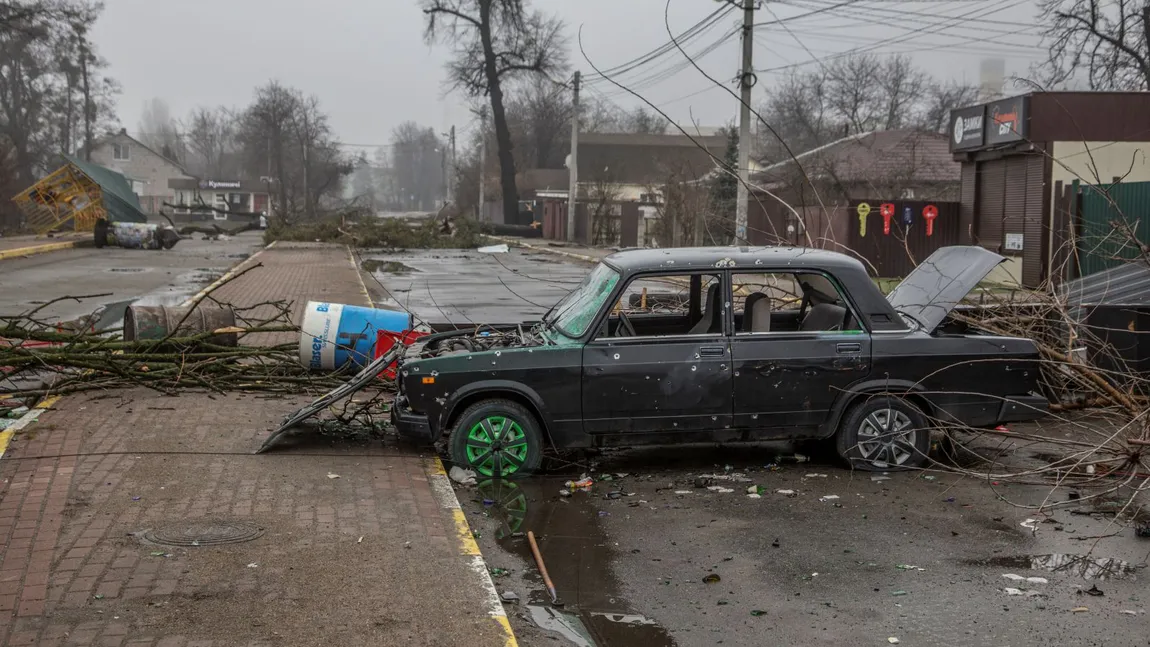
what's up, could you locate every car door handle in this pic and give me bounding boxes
[836,343,861,354]
[699,346,726,358]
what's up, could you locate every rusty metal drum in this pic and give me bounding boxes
[124,305,238,346]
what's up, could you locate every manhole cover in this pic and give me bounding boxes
[143,520,264,547]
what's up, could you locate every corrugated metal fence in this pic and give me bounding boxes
[1077,181,1150,277]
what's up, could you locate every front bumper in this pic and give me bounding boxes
[997,394,1049,424]
[390,396,434,443]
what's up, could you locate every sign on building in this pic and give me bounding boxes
[949,105,986,152]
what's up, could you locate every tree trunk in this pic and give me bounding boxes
[478,1,519,225]
[80,43,93,162]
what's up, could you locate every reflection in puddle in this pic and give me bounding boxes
[479,478,675,646]
[979,554,1140,580]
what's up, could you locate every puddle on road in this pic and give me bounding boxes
[476,477,675,647]
[362,259,417,274]
[973,554,1141,580]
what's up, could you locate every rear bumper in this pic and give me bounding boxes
[390,396,435,443]
[997,394,1049,424]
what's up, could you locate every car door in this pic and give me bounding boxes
[582,271,733,434]
[729,270,871,434]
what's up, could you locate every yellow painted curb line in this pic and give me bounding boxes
[0,240,86,262]
[0,395,60,461]
[425,457,520,647]
[182,240,278,307]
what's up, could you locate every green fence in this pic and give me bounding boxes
[1077,181,1150,277]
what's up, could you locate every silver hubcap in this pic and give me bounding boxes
[857,408,918,467]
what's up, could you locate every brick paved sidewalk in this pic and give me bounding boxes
[0,243,507,646]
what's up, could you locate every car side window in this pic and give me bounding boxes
[594,272,723,339]
[732,272,862,334]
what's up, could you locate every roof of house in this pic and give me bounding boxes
[579,132,728,149]
[753,129,959,185]
[63,154,149,223]
[89,129,190,176]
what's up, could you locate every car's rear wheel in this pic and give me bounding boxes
[836,395,931,471]
[449,399,543,478]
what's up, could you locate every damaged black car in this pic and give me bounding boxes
[391,245,1048,477]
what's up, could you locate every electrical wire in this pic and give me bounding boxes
[583,3,736,84]
[756,0,1034,75]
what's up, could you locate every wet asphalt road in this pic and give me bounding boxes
[0,232,264,323]
[363,247,587,325]
[462,445,1150,647]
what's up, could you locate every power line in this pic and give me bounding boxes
[583,3,736,84]
[756,0,1034,75]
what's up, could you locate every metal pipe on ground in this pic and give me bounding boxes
[528,530,562,606]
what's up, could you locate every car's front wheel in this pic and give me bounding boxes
[836,395,931,471]
[449,399,544,478]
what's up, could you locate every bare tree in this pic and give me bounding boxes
[919,81,980,133]
[237,81,299,221]
[422,0,567,224]
[877,55,929,130]
[1038,0,1150,90]
[504,75,571,168]
[390,121,444,211]
[138,97,183,162]
[183,106,235,178]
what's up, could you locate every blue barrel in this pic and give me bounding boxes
[299,301,413,370]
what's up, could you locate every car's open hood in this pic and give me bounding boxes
[886,246,1006,331]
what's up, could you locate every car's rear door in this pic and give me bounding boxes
[729,270,872,434]
[582,271,733,434]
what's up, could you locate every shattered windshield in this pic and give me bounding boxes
[550,262,620,338]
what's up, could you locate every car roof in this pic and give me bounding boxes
[601,246,867,274]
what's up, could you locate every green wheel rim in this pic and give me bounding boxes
[465,415,529,477]
[477,479,528,538]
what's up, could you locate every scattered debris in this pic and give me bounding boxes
[776,489,797,497]
[804,473,828,478]
[1020,519,1040,531]
[489,567,510,577]
[500,590,520,604]
[247,563,258,568]
[706,486,734,494]
[750,610,767,617]
[747,493,762,499]
[1083,584,1105,597]
[702,574,721,584]
[326,473,341,480]
[1003,574,1047,584]
[819,495,840,502]
[871,475,891,482]
[888,638,900,644]
[449,466,477,486]
[565,475,593,490]
[1072,606,1089,613]
[891,590,908,597]
[896,565,926,572]
[477,243,510,254]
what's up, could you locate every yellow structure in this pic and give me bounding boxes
[12,164,105,234]
[11,155,148,235]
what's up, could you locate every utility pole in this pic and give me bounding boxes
[478,108,487,220]
[567,70,580,242]
[734,0,755,245]
[449,125,456,205]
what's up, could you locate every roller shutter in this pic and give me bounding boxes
[977,158,1007,250]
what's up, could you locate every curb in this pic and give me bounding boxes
[0,238,93,262]
[425,457,520,647]
[0,396,60,461]
[486,235,601,264]
[181,240,278,307]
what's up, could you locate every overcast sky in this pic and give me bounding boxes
[91,0,1045,153]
